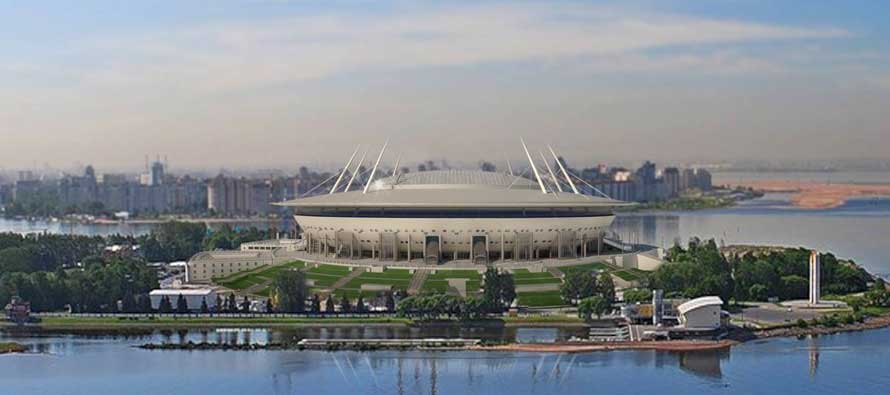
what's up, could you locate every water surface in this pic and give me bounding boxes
[2,327,889,394]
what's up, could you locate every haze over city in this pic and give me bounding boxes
[2,0,889,170]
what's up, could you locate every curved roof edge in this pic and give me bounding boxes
[677,296,724,315]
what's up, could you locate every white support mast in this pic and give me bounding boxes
[549,145,579,194]
[344,149,368,192]
[391,154,401,177]
[363,140,389,194]
[539,151,563,193]
[520,138,547,194]
[330,146,360,194]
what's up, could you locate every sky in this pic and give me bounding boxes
[2,0,889,172]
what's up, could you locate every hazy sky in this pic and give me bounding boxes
[2,0,889,171]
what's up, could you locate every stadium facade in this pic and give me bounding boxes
[279,142,630,265]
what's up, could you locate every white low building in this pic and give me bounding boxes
[149,289,217,311]
[240,238,303,252]
[677,296,724,330]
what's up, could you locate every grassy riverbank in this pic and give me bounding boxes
[22,316,414,329]
[7,314,587,330]
[0,342,26,354]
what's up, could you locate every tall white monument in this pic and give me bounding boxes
[809,251,821,305]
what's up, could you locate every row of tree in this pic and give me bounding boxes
[648,238,872,303]
[0,256,158,312]
[395,268,517,319]
[0,233,105,274]
[560,270,615,305]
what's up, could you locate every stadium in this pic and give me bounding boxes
[278,141,632,265]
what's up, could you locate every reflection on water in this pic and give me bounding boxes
[676,349,729,378]
[4,328,890,394]
[809,338,820,378]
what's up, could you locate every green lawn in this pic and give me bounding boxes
[336,268,412,299]
[513,277,562,285]
[559,262,609,275]
[422,270,482,294]
[219,275,267,291]
[516,290,567,307]
[511,269,555,279]
[217,261,307,293]
[426,270,481,280]
[305,264,352,288]
[254,261,305,278]
[611,270,640,281]
[212,265,269,283]
[511,269,561,285]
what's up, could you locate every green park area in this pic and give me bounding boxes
[559,262,610,275]
[335,268,413,299]
[511,269,561,285]
[611,268,648,282]
[422,270,482,294]
[217,261,305,294]
[516,290,564,307]
[210,257,655,310]
[304,264,352,288]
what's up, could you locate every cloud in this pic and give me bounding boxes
[53,2,848,94]
[2,1,882,169]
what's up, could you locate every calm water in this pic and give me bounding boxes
[2,327,889,394]
[0,218,277,237]
[612,194,890,276]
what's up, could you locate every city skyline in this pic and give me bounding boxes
[3,1,890,169]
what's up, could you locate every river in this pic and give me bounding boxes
[2,327,889,394]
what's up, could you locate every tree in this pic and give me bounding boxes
[560,271,596,304]
[310,294,321,313]
[597,273,616,304]
[355,295,366,313]
[138,294,153,313]
[121,289,137,313]
[227,293,237,313]
[274,270,307,313]
[748,284,769,302]
[200,297,209,314]
[158,296,172,313]
[176,294,188,313]
[578,295,610,320]
[780,275,809,300]
[340,297,352,313]
[385,292,396,312]
[622,288,651,304]
[240,296,250,313]
[215,294,223,313]
[482,267,515,313]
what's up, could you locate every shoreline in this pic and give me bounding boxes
[728,180,890,209]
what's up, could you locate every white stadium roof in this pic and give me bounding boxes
[278,170,630,210]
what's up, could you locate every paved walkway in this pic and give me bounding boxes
[243,280,272,296]
[515,283,560,293]
[546,267,565,279]
[329,267,367,291]
[407,269,429,295]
